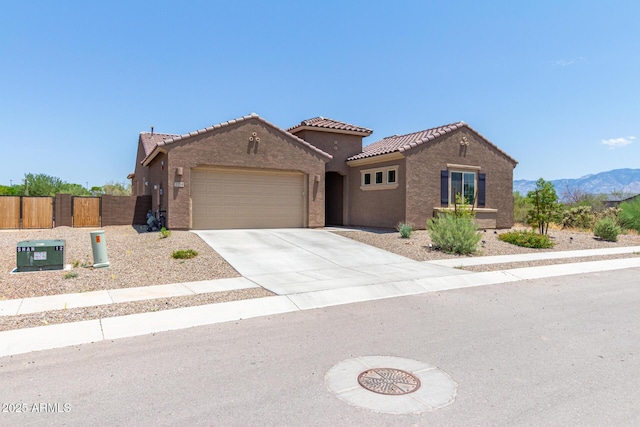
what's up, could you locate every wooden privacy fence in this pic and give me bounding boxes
[0,196,21,228]
[0,195,151,229]
[22,197,53,228]
[0,196,53,229]
[72,197,101,227]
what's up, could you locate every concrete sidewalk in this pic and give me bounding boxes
[429,245,640,267]
[1,246,640,357]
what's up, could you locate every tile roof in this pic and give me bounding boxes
[139,132,179,156]
[347,121,517,165]
[140,113,332,166]
[287,117,373,135]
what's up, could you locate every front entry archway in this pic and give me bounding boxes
[325,172,343,226]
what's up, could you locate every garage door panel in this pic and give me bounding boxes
[192,169,304,229]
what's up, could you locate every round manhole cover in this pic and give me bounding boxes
[357,368,421,395]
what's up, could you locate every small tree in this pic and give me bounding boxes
[452,192,475,220]
[526,178,561,235]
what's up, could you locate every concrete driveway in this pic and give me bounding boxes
[194,228,466,295]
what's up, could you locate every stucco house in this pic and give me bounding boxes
[128,113,517,230]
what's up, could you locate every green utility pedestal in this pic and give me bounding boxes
[90,230,110,268]
[16,240,65,272]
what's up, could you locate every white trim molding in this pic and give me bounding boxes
[360,165,399,191]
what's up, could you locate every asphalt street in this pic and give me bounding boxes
[1,268,639,426]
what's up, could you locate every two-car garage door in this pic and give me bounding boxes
[191,168,305,229]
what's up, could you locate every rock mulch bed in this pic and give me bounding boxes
[2,224,639,332]
[331,226,640,266]
[1,226,240,300]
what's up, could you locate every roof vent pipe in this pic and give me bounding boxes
[151,126,154,135]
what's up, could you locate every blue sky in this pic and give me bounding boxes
[1,1,638,188]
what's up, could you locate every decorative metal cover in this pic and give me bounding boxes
[357,368,421,395]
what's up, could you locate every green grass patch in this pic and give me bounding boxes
[64,271,79,279]
[172,249,198,259]
[498,230,554,249]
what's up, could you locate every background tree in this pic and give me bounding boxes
[0,185,22,196]
[4,174,130,197]
[102,181,131,196]
[513,191,532,224]
[58,182,91,196]
[23,173,63,196]
[526,178,561,235]
[561,185,606,212]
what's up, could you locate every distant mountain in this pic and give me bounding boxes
[514,168,640,199]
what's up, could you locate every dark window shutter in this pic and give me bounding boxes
[478,173,486,207]
[440,170,449,206]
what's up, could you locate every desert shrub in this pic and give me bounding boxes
[498,230,554,249]
[619,198,640,233]
[64,271,79,279]
[593,217,621,242]
[427,214,481,255]
[561,206,595,230]
[595,207,621,224]
[396,223,414,239]
[159,227,171,239]
[172,249,198,259]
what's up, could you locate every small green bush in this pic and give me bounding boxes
[64,271,79,279]
[396,222,414,239]
[561,206,595,230]
[172,249,198,259]
[593,217,621,242]
[427,214,481,255]
[619,198,640,233]
[498,230,554,249]
[159,227,171,239]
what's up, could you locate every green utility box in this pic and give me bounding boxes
[16,240,66,272]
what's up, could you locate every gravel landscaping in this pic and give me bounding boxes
[1,225,240,300]
[1,224,639,332]
[331,225,640,264]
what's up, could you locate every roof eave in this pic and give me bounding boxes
[288,125,372,137]
[346,151,405,167]
[141,147,168,167]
